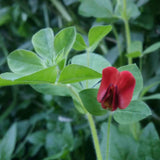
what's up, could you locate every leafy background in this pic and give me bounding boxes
[0,0,160,159]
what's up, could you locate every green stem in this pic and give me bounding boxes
[87,113,103,160]
[42,3,50,27]
[139,57,142,71]
[50,0,72,22]
[68,85,102,159]
[112,25,123,65]
[106,113,112,160]
[123,0,132,64]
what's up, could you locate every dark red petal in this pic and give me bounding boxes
[116,71,136,109]
[111,86,119,111]
[97,67,119,102]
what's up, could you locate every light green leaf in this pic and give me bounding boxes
[79,0,113,18]
[143,42,160,55]
[0,66,57,87]
[79,89,107,115]
[32,84,71,97]
[128,41,142,53]
[58,64,102,84]
[71,53,111,73]
[126,51,142,58]
[88,25,112,52]
[115,0,140,20]
[0,124,17,160]
[113,100,152,124]
[118,64,143,100]
[32,83,86,114]
[71,53,110,88]
[7,49,44,75]
[137,0,149,7]
[54,26,76,57]
[126,41,142,58]
[32,28,55,62]
[73,33,87,51]
[141,94,160,101]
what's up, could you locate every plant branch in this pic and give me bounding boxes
[106,113,112,160]
[123,0,132,64]
[50,0,72,22]
[87,113,103,160]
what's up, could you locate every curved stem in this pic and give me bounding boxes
[106,113,112,160]
[50,0,72,22]
[87,113,103,160]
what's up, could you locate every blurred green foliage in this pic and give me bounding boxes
[0,0,160,159]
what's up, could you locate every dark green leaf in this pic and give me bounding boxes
[138,123,160,160]
[0,7,11,26]
[79,88,107,115]
[143,42,160,55]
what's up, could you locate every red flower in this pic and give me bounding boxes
[97,67,136,111]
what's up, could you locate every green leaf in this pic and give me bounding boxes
[126,51,142,58]
[0,66,57,87]
[138,123,160,160]
[71,53,111,73]
[79,0,113,18]
[79,89,107,115]
[58,64,102,84]
[137,0,149,7]
[140,76,160,97]
[71,53,111,88]
[113,100,152,124]
[32,28,55,63]
[32,83,86,114]
[54,26,76,57]
[143,42,160,55]
[45,123,73,157]
[88,25,112,52]
[31,84,71,96]
[73,33,87,51]
[27,131,46,146]
[141,93,160,101]
[100,123,138,160]
[0,124,17,160]
[7,49,44,75]
[126,41,142,58]
[118,64,143,100]
[115,0,140,20]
